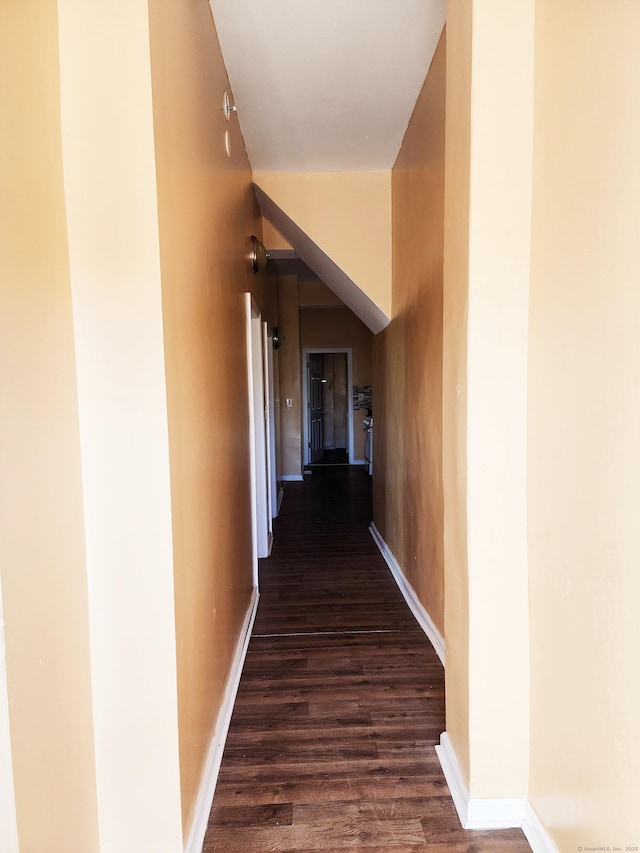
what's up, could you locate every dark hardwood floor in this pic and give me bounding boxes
[204,467,530,852]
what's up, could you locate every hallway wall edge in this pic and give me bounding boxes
[369,523,445,666]
[183,587,259,853]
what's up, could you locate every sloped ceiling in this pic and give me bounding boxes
[208,0,446,173]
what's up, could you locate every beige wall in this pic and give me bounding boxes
[373,34,446,637]
[442,3,472,784]
[255,171,392,318]
[148,0,272,839]
[262,218,292,250]
[442,0,533,800]
[5,3,639,850]
[299,306,373,462]
[58,2,184,848]
[277,276,303,478]
[443,0,640,841]
[464,0,533,798]
[527,0,640,847]
[0,3,100,851]
[1,1,271,849]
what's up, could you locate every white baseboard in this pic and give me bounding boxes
[369,523,445,667]
[281,474,303,482]
[183,587,259,853]
[435,733,527,830]
[522,802,559,853]
[277,485,284,515]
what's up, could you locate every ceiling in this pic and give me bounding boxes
[208,0,446,173]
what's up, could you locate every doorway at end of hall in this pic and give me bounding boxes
[303,349,352,467]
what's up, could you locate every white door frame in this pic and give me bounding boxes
[263,322,278,519]
[301,348,354,467]
[245,295,272,588]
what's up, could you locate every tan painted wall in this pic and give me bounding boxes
[254,171,392,318]
[148,0,271,838]
[527,1,640,846]
[277,276,303,478]
[262,217,292,250]
[299,307,373,462]
[0,3,100,850]
[373,34,446,637]
[299,279,344,308]
[442,5,471,784]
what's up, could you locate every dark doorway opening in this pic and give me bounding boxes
[304,350,353,467]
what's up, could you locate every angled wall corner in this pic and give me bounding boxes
[443,0,533,810]
[57,1,183,850]
[253,172,391,334]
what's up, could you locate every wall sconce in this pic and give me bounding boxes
[272,327,285,349]
[248,235,269,274]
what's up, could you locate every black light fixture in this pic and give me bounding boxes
[248,235,269,274]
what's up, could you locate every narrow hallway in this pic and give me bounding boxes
[204,468,530,852]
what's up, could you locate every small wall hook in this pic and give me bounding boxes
[223,91,237,121]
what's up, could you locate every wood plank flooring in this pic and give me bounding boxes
[204,467,530,852]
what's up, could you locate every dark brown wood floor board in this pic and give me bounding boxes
[221,740,380,764]
[235,667,442,691]
[225,723,441,747]
[253,598,415,617]
[212,775,451,808]
[222,712,434,741]
[247,630,428,652]
[232,684,437,706]
[247,634,431,650]
[251,615,416,635]
[204,468,530,852]
[209,801,293,827]
[226,700,310,723]
[204,817,428,851]
[227,697,439,726]
[225,720,377,742]
[221,733,437,763]
[216,756,448,786]
[292,796,461,823]
[420,833,533,852]
[206,843,431,853]
[238,649,441,680]
[227,694,442,725]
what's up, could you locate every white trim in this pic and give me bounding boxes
[0,588,19,853]
[435,732,471,826]
[263,322,278,521]
[281,474,304,482]
[301,348,354,467]
[369,523,445,667]
[183,587,259,853]
[245,295,272,573]
[522,802,559,853]
[277,485,285,514]
[435,733,527,830]
[245,294,259,586]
